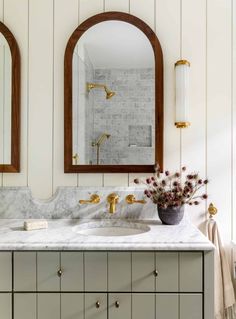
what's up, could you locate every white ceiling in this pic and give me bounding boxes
[76,21,154,69]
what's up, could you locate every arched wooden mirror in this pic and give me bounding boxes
[64,12,163,173]
[0,22,20,172]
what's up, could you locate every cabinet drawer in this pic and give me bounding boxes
[14,293,37,319]
[61,252,84,291]
[0,252,12,291]
[84,252,107,291]
[132,293,155,319]
[37,252,60,291]
[180,294,202,319]
[179,252,203,292]
[61,293,84,319]
[14,252,36,291]
[156,252,178,292]
[156,294,178,319]
[108,293,131,319]
[38,293,60,319]
[85,293,107,319]
[108,252,131,291]
[132,252,155,291]
[0,293,12,319]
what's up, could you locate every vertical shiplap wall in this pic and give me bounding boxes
[1,0,235,241]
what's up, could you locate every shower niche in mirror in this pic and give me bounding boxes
[0,22,20,172]
[64,12,163,173]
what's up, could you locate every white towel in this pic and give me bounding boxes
[205,219,236,319]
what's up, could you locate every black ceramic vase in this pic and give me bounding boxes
[157,205,184,225]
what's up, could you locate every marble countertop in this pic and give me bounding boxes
[0,219,214,251]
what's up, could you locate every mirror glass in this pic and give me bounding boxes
[0,33,11,165]
[72,21,155,165]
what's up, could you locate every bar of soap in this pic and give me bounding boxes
[24,220,48,231]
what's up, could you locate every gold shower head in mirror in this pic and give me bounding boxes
[86,82,115,100]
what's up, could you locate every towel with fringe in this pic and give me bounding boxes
[205,219,236,319]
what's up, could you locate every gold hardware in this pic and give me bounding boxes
[72,153,79,164]
[92,133,111,165]
[79,194,100,205]
[153,269,158,277]
[175,122,191,128]
[115,301,120,308]
[87,82,115,99]
[126,194,146,205]
[57,269,62,277]
[96,301,100,308]
[175,59,190,67]
[107,193,119,214]
[208,203,218,218]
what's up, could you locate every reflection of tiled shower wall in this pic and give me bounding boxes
[91,68,155,164]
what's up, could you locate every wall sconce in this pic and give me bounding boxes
[175,59,190,128]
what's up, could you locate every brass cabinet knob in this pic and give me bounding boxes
[153,269,158,277]
[57,269,63,277]
[126,194,146,204]
[115,301,120,308]
[96,301,100,308]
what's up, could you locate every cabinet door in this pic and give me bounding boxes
[156,294,178,319]
[179,252,203,292]
[0,252,12,291]
[61,252,84,291]
[84,252,107,291]
[108,252,131,291]
[61,293,84,319]
[132,252,155,291]
[155,252,178,292]
[132,294,155,319]
[0,293,12,319]
[109,293,131,319]
[180,294,202,319]
[37,252,60,291]
[38,293,60,319]
[85,293,107,319]
[14,252,36,291]
[14,293,36,319]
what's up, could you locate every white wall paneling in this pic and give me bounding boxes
[28,0,54,199]
[207,0,232,241]
[105,0,129,12]
[53,0,78,191]
[181,0,207,227]
[0,0,235,242]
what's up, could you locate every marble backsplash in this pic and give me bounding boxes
[0,187,157,220]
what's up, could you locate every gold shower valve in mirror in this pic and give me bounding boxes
[126,194,146,205]
[79,194,100,205]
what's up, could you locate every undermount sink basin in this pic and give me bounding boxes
[73,220,150,237]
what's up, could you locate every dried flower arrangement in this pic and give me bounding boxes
[134,166,208,209]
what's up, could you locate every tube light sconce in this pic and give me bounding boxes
[174,59,190,128]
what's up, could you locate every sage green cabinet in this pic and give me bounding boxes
[85,293,107,319]
[156,252,178,291]
[61,252,84,291]
[108,252,131,291]
[0,252,12,291]
[156,294,178,319]
[84,252,107,291]
[38,293,60,319]
[132,252,155,291]
[14,252,36,291]
[108,293,131,319]
[61,293,84,319]
[132,293,155,319]
[180,294,202,319]
[0,293,12,319]
[14,294,36,319]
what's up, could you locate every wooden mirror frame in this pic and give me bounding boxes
[0,22,20,172]
[64,12,163,173]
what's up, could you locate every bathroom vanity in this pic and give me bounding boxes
[0,218,214,319]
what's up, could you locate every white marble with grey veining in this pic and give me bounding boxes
[0,218,214,251]
[0,186,157,219]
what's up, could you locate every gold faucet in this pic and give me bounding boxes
[107,193,119,214]
[126,194,146,204]
[79,194,100,204]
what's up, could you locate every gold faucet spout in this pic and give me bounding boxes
[107,193,119,214]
